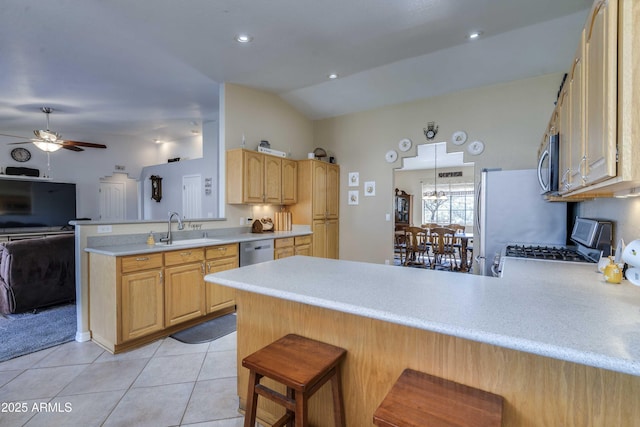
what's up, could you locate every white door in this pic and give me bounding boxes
[99,181,126,220]
[182,174,202,219]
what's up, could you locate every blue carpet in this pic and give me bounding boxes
[0,304,76,362]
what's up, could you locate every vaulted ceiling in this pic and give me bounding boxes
[0,0,591,149]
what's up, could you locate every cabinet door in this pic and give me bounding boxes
[569,33,586,190]
[121,269,164,342]
[558,86,572,194]
[326,218,339,259]
[281,158,298,205]
[584,0,617,185]
[326,163,340,218]
[243,151,265,203]
[312,162,328,219]
[164,263,205,327]
[263,155,282,204]
[312,219,327,257]
[294,244,311,256]
[275,246,295,259]
[205,258,237,313]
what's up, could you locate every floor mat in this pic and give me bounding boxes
[170,313,236,344]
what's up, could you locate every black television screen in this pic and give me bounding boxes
[0,179,77,229]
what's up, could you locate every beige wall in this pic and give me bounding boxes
[221,83,315,223]
[315,73,565,264]
[577,197,640,247]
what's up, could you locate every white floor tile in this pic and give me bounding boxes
[59,358,149,396]
[24,390,126,427]
[198,350,237,382]
[181,377,240,425]
[133,352,206,388]
[0,364,87,401]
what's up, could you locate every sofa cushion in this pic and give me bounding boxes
[0,234,75,314]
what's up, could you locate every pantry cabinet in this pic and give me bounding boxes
[290,160,340,259]
[226,149,297,205]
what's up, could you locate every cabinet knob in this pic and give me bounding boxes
[180,251,192,256]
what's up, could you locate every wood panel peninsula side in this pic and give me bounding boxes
[205,256,640,427]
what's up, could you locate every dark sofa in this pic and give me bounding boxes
[0,234,75,314]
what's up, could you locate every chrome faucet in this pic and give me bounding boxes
[159,211,184,244]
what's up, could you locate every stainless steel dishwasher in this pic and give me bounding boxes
[240,239,274,267]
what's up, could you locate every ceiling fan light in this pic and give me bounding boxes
[33,140,63,152]
[34,129,61,142]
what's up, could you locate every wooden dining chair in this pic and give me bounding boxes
[403,227,429,267]
[394,231,407,265]
[429,227,458,270]
[446,224,466,265]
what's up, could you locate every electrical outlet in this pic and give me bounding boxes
[385,213,391,221]
[246,217,253,225]
[97,225,112,233]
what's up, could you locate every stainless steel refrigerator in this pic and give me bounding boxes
[477,169,567,276]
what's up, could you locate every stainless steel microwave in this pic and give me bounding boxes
[537,133,559,195]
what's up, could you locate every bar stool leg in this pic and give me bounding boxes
[331,366,346,427]
[295,390,307,427]
[244,371,260,427]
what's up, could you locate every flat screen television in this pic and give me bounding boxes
[0,179,77,229]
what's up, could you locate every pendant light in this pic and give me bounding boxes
[423,143,447,201]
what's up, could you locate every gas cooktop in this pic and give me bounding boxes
[504,245,593,263]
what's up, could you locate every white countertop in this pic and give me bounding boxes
[205,256,640,376]
[84,229,311,256]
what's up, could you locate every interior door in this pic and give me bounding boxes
[99,181,125,221]
[182,174,202,219]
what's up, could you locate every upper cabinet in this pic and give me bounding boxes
[226,149,297,205]
[551,0,640,198]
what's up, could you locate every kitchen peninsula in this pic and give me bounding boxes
[205,256,640,426]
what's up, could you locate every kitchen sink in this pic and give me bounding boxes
[156,237,224,246]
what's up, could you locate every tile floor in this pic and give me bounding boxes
[0,333,245,427]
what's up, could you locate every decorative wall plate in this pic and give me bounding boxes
[398,138,412,152]
[385,149,398,163]
[11,147,31,162]
[467,140,485,155]
[452,131,467,146]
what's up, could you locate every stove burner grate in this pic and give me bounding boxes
[505,245,592,262]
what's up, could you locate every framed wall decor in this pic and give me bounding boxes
[348,190,359,205]
[348,172,359,187]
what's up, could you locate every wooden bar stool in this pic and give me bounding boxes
[242,334,347,427]
[373,369,503,427]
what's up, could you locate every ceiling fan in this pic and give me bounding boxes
[0,107,107,152]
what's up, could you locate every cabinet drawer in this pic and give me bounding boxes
[164,248,205,266]
[294,235,311,246]
[275,246,295,259]
[206,244,238,260]
[275,237,294,248]
[121,253,164,273]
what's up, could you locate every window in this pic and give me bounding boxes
[422,183,474,226]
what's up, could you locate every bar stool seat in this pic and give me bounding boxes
[373,369,503,427]
[242,334,347,427]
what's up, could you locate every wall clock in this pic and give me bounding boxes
[385,150,398,163]
[398,138,412,152]
[11,147,31,162]
[467,140,485,155]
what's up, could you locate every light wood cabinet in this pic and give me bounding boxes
[294,235,312,256]
[205,244,238,313]
[551,0,640,198]
[290,160,340,259]
[274,235,312,259]
[89,243,239,354]
[226,149,297,205]
[583,0,617,186]
[164,248,205,327]
[120,262,164,342]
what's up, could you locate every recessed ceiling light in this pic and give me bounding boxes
[328,73,339,80]
[235,34,253,43]
[467,31,483,40]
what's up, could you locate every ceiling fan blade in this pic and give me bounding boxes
[63,140,107,149]
[7,141,33,145]
[0,132,31,140]
[61,144,84,152]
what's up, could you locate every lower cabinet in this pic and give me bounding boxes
[205,244,239,313]
[275,235,313,259]
[164,248,206,327]
[89,243,238,354]
[121,268,164,342]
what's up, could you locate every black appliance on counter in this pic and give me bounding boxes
[500,218,613,272]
